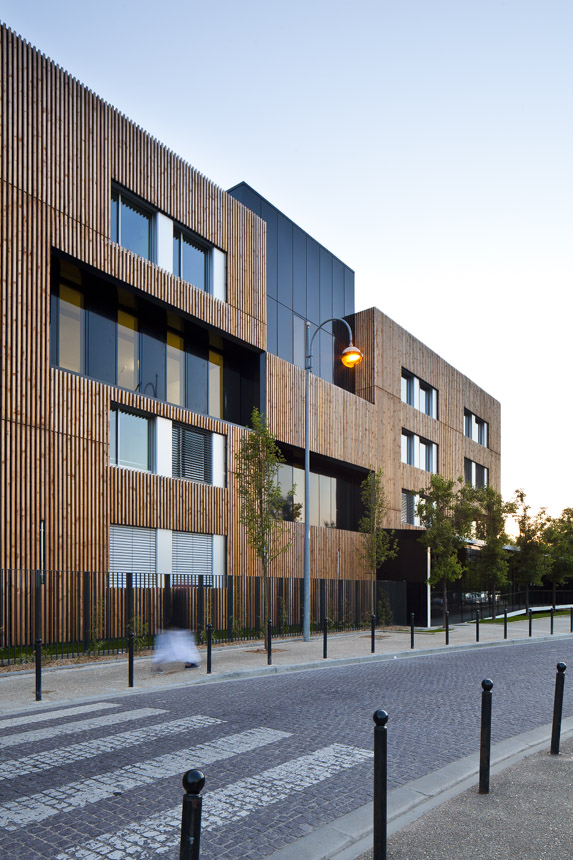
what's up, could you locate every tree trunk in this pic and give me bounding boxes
[552,580,556,611]
[442,579,448,628]
[525,581,530,613]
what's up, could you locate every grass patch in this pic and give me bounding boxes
[481,609,571,624]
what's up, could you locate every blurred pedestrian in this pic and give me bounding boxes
[153,587,201,671]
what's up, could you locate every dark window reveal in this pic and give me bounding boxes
[172,424,212,483]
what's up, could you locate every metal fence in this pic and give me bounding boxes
[432,586,573,625]
[0,570,407,666]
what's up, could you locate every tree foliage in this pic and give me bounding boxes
[234,408,292,642]
[416,474,475,619]
[510,489,551,611]
[471,486,514,617]
[543,507,573,606]
[358,469,397,613]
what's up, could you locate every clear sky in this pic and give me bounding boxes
[2,0,572,517]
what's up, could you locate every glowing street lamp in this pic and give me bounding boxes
[303,318,363,641]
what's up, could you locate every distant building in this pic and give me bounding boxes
[0,25,500,624]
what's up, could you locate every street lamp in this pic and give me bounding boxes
[303,318,363,641]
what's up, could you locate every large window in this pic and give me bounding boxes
[401,430,438,473]
[172,423,212,484]
[464,409,488,447]
[401,369,438,419]
[464,458,489,488]
[110,408,152,471]
[51,257,259,425]
[111,188,154,260]
[276,459,362,531]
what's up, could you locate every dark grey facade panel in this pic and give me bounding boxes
[262,200,278,300]
[277,301,293,364]
[306,237,320,324]
[292,226,307,317]
[319,246,333,325]
[267,296,278,355]
[277,216,293,310]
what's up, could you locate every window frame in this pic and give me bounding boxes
[111,185,155,262]
[173,227,211,293]
[109,406,153,472]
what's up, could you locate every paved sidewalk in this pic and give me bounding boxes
[1,618,572,860]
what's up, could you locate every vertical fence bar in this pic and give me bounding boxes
[126,573,134,687]
[371,614,376,654]
[128,630,134,688]
[373,710,388,860]
[570,607,573,634]
[355,581,361,629]
[550,662,567,755]
[338,580,344,631]
[278,578,284,637]
[82,571,91,654]
[34,570,42,701]
[445,611,449,645]
[550,609,554,635]
[323,616,328,659]
[267,619,272,665]
[227,576,234,642]
[504,609,508,640]
[529,608,533,637]
[410,612,415,649]
[198,576,205,640]
[479,679,493,794]
[179,770,205,860]
[476,609,480,643]
[206,623,212,675]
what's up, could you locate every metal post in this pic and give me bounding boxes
[303,323,311,643]
[570,607,573,634]
[373,709,388,860]
[550,662,567,755]
[479,679,493,794]
[128,630,134,688]
[82,571,91,654]
[323,616,328,659]
[179,769,205,860]
[371,614,376,654]
[206,623,212,675]
[445,610,449,645]
[504,609,508,640]
[410,612,415,650]
[476,609,480,643]
[550,609,554,635]
[529,608,533,637]
[35,638,42,702]
[267,619,272,666]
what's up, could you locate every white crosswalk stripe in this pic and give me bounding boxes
[0,707,165,749]
[0,726,291,830]
[0,702,119,730]
[0,715,223,780]
[54,743,373,860]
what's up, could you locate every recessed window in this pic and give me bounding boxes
[111,188,154,261]
[464,409,488,447]
[117,309,139,391]
[58,284,85,374]
[172,423,213,483]
[401,430,438,473]
[166,330,185,406]
[401,369,438,419]
[110,408,152,471]
[401,490,420,526]
[173,230,208,292]
[464,457,489,488]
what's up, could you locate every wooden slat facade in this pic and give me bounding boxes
[0,25,501,584]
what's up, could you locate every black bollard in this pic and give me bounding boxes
[570,607,573,633]
[550,662,567,755]
[373,709,388,860]
[504,609,508,640]
[323,617,328,659]
[445,611,450,645]
[479,679,493,794]
[206,623,212,675]
[267,619,272,666]
[128,630,134,688]
[179,769,205,860]
[410,612,415,650]
[550,609,554,635]
[528,608,532,637]
[371,614,376,654]
[35,638,42,702]
[476,609,480,643]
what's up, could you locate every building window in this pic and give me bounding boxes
[110,408,152,471]
[208,348,224,418]
[401,490,420,526]
[464,409,488,447]
[172,423,213,484]
[117,309,139,391]
[58,284,85,374]
[401,430,438,473]
[111,188,154,261]
[173,230,208,292]
[166,329,185,406]
[464,457,489,488]
[401,369,438,419]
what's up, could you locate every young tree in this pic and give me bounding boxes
[544,508,573,609]
[358,469,397,615]
[416,474,475,624]
[511,489,551,612]
[234,408,292,647]
[471,486,514,619]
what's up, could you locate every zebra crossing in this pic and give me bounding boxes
[0,698,373,859]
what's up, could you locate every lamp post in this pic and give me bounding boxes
[303,318,363,641]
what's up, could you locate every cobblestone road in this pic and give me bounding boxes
[1,638,572,859]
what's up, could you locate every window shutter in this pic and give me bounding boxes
[172,531,213,585]
[109,525,156,587]
[172,424,212,482]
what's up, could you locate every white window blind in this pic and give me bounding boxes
[172,531,213,585]
[109,525,157,587]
